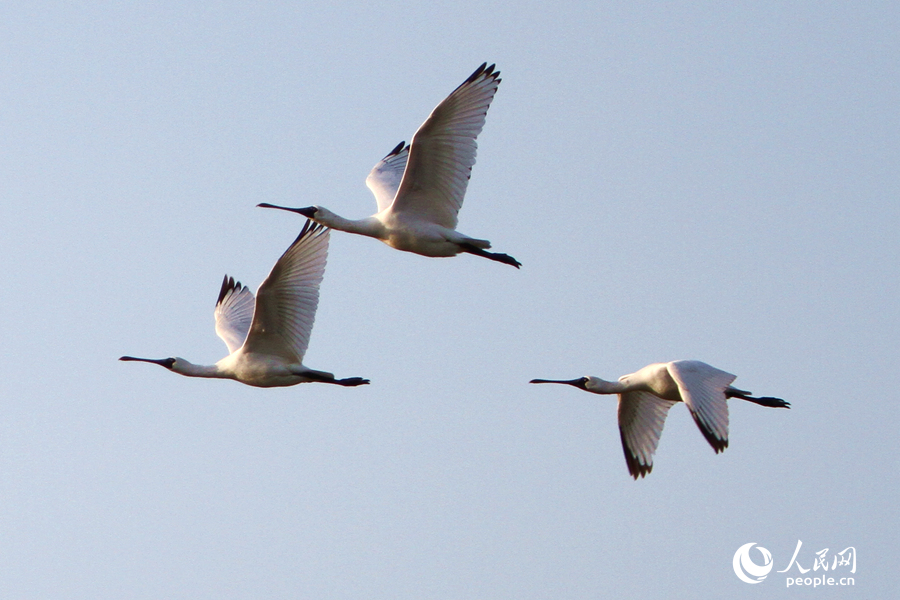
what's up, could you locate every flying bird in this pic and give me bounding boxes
[258,63,520,268]
[120,220,369,388]
[530,360,789,478]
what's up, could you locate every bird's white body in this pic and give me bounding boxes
[259,63,520,268]
[310,208,484,258]
[121,220,369,388]
[597,361,685,400]
[531,360,789,478]
[188,352,338,388]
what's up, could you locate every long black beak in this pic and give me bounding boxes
[257,203,317,218]
[529,378,587,389]
[119,356,175,369]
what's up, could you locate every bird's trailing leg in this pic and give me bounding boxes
[458,243,521,268]
[726,387,790,408]
[301,370,370,387]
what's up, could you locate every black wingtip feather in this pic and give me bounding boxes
[691,413,729,454]
[299,217,313,239]
[217,275,243,306]
[286,218,328,251]
[386,141,406,157]
[469,62,488,81]
[465,62,500,85]
[620,431,653,480]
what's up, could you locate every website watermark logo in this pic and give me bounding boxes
[732,540,856,588]
[733,543,773,584]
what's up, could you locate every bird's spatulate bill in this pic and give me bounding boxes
[530,378,586,387]
[257,203,318,218]
[119,356,175,368]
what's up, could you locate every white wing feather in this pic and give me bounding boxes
[214,276,255,354]
[390,63,501,229]
[242,221,330,362]
[366,141,409,213]
[618,391,677,478]
[668,360,735,453]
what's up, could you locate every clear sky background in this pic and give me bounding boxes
[1,1,897,598]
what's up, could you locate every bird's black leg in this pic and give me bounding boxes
[302,371,370,386]
[458,243,522,268]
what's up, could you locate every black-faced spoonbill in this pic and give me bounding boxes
[258,63,520,268]
[120,220,369,388]
[530,360,789,478]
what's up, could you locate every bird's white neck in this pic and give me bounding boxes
[314,208,384,238]
[172,359,228,379]
[584,377,627,394]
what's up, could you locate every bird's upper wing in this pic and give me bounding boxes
[618,391,677,479]
[366,141,409,213]
[389,63,501,229]
[667,360,735,453]
[241,220,329,362]
[214,276,256,355]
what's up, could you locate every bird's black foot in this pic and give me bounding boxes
[752,396,790,408]
[334,377,370,387]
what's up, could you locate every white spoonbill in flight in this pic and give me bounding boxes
[258,63,520,268]
[120,220,369,388]
[530,360,789,478]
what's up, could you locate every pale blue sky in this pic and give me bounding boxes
[1,1,897,598]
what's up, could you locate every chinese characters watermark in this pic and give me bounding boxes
[733,540,856,587]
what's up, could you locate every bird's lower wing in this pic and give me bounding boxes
[668,361,735,453]
[366,141,409,213]
[390,63,501,229]
[618,391,677,479]
[214,276,255,355]
[243,220,329,362]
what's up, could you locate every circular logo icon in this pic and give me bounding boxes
[733,542,773,584]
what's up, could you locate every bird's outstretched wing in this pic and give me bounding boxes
[366,141,409,213]
[668,360,735,453]
[242,220,329,362]
[390,63,501,229]
[214,276,255,354]
[618,391,677,479]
